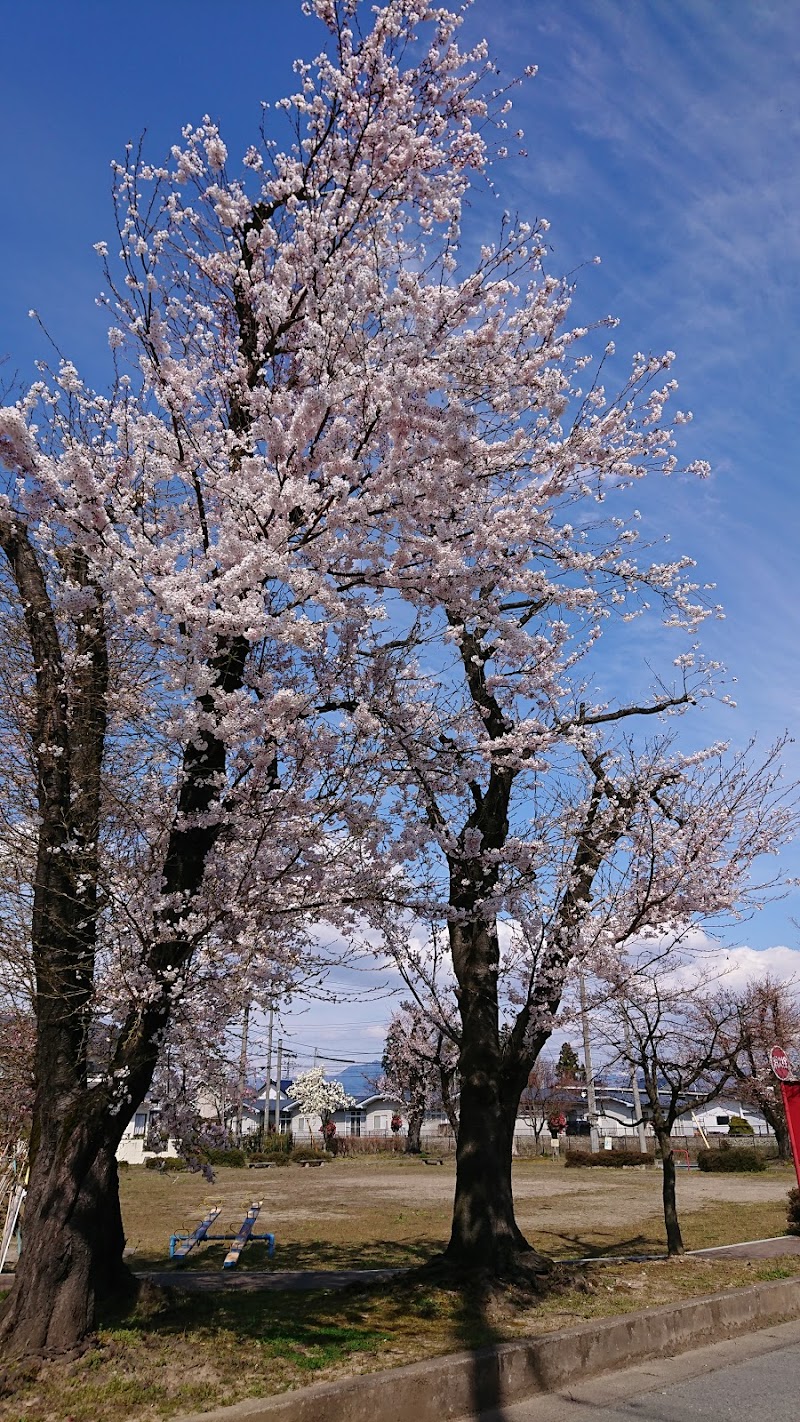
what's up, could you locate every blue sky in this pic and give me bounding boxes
[1,0,798,1065]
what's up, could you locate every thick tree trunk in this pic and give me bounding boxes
[657,1131,684,1256]
[405,1104,424,1154]
[445,1073,529,1269]
[0,1118,132,1356]
[757,1096,791,1161]
[444,918,547,1274]
[775,1119,791,1162]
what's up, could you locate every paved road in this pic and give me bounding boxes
[470,1316,800,1422]
[689,1234,800,1260]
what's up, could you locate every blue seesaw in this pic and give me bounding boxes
[169,1200,275,1268]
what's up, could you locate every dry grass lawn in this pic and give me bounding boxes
[1,1155,796,1422]
[122,1154,795,1272]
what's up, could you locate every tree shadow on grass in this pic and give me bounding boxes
[451,1277,514,1422]
[102,1260,532,1419]
[403,1253,576,1422]
[100,1283,395,1376]
[129,1235,439,1275]
[535,1229,665,1261]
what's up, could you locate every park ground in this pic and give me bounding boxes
[2,1155,799,1421]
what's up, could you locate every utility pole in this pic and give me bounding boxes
[235,999,251,1144]
[624,1018,648,1154]
[274,1039,283,1135]
[579,971,600,1154]
[264,1003,274,1134]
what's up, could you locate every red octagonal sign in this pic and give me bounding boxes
[769,1045,792,1081]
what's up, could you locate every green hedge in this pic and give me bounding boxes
[728,1115,755,1135]
[145,1155,186,1172]
[257,1133,293,1155]
[289,1146,331,1163]
[204,1147,247,1168]
[697,1147,766,1173]
[565,1149,653,1168]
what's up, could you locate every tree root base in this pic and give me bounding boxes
[415,1246,558,1296]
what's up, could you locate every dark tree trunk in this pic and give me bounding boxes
[0,628,247,1356]
[657,1130,684,1256]
[755,1094,791,1161]
[405,1104,424,1154]
[444,918,546,1274]
[446,1077,527,1268]
[775,1119,791,1162]
[0,1113,133,1355]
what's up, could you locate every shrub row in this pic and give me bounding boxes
[289,1146,331,1163]
[144,1147,248,1170]
[333,1133,406,1156]
[243,1132,293,1155]
[565,1149,653,1168]
[204,1147,248,1167]
[697,1147,766,1172]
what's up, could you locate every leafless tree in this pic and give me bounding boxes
[599,958,743,1255]
[712,975,800,1160]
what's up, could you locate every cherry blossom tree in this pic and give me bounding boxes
[0,372,376,1354]
[369,613,795,1273]
[596,954,745,1255]
[1,0,797,1351]
[381,1000,459,1152]
[2,0,509,1349]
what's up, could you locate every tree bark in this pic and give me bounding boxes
[657,1130,684,1256]
[0,1109,133,1355]
[405,1104,424,1154]
[444,918,545,1273]
[0,622,247,1357]
[774,1118,791,1162]
[754,1094,791,1161]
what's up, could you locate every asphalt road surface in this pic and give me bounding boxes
[471,1316,800,1422]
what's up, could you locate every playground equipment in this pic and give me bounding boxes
[169,1200,275,1268]
[691,1111,711,1148]
[0,1183,26,1272]
[0,1147,28,1273]
[170,1206,222,1261]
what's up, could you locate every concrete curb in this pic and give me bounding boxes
[175,1274,800,1422]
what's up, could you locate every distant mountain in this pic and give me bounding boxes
[327,1062,383,1101]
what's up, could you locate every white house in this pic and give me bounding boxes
[284,1091,404,1140]
[529,1085,774,1144]
[116,1099,179,1164]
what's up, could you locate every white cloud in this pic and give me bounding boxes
[686,940,800,993]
